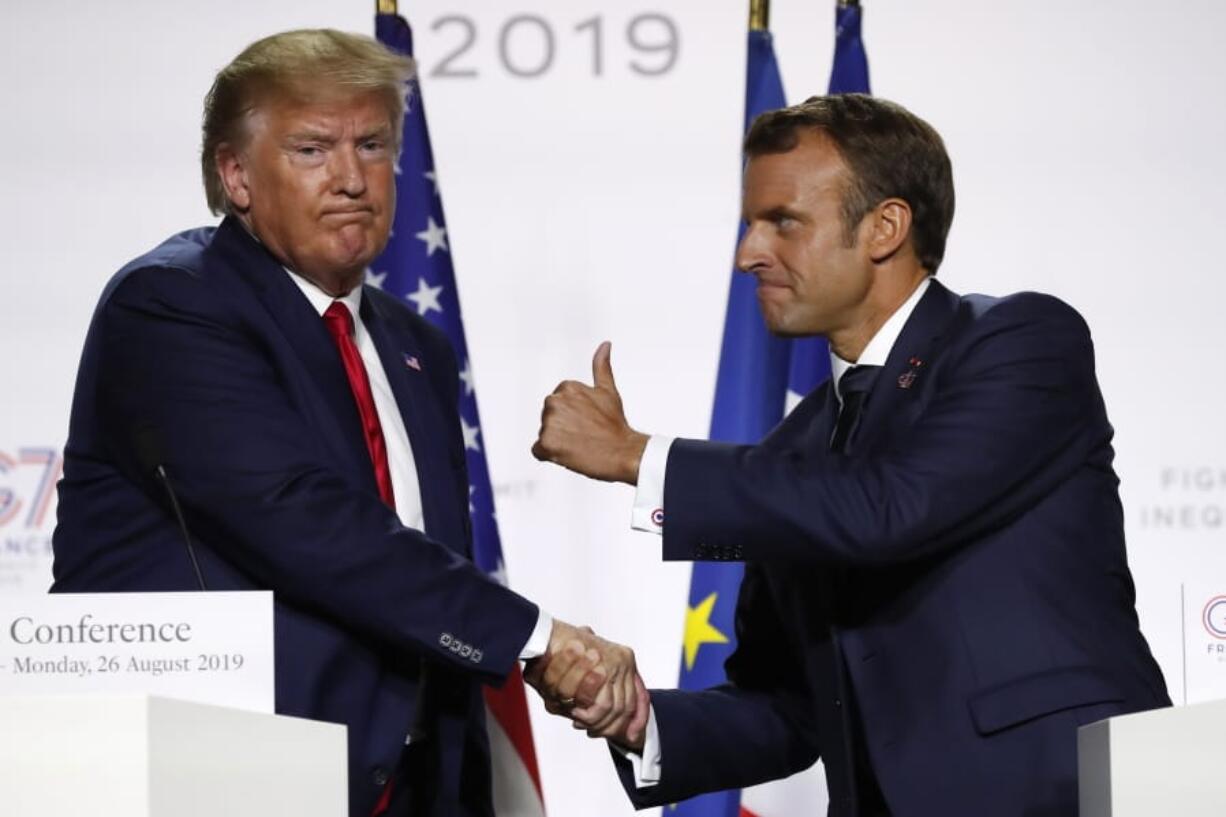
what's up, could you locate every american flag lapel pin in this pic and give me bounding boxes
[404,353,422,371]
[897,356,924,389]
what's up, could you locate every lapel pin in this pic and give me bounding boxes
[404,354,422,371]
[897,356,924,390]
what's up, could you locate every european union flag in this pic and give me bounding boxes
[670,26,790,817]
[784,2,871,409]
[674,5,870,815]
[373,13,545,814]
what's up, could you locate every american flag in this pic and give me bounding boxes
[374,13,546,815]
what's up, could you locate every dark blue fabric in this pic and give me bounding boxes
[51,218,537,817]
[619,281,1170,816]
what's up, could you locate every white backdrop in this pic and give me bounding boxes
[3,1,1226,814]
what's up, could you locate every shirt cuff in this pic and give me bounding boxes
[630,435,673,536]
[609,703,661,788]
[518,609,553,660]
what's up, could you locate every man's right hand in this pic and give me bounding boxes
[531,342,649,486]
[523,619,649,750]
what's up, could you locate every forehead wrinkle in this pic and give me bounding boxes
[746,144,848,215]
[259,104,393,148]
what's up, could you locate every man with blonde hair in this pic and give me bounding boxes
[53,29,643,817]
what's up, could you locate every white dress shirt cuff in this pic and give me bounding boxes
[610,703,662,788]
[519,610,553,660]
[631,435,673,536]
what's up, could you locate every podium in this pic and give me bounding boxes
[0,694,347,817]
[1079,698,1226,816]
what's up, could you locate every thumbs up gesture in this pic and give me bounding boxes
[532,341,649,485]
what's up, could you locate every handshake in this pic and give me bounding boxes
[521,343,652,750]
[524,619,650,752]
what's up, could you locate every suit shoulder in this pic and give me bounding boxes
[117,226,216,278]
[102,226,219,305]
[942,288,1096,379]
[959,289,1090,337]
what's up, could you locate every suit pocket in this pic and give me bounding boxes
[967,665,1126,736]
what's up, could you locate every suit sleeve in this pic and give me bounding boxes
[611,565,821,807]
[664,294,1104,567]
[97,265,536,683]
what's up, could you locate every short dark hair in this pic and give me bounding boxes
[744,94,955,273]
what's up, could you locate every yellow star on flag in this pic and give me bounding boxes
[683,592,730,671]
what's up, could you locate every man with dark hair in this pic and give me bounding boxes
[532,94,1169,816]
[743,95,955,275]
[52,29,642,817]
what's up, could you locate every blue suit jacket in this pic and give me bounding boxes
[52,218,538,817]
[616,281,1169,816]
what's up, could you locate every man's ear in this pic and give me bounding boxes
[215,143,251,212]
[866,197,912,263]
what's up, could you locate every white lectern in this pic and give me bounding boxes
[1079,698,1226,816]
[0,694,347,817]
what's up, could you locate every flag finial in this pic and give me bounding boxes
[838,0,861,8]
[749,0,770,31]
[376,0,396,15]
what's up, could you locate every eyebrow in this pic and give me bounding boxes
[284,129,337,144]
[745,205,805,223]
[283,124,392,144]
[356,125,393,141]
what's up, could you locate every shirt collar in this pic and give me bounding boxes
[832,277,931,400]
[284,267,364,321]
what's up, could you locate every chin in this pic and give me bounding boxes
[763,312,824,339]
[328,240,377,270]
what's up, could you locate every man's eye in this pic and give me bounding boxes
[296,145,323,157]
[359,140,388,155]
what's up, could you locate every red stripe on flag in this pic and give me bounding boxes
[483,663,543,799]
[739,808,761,817]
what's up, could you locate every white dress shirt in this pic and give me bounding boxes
[285,270,552,660]
[620,277,932,786]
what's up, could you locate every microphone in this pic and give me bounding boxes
[133,427,208,591]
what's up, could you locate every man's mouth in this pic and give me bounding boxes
[755,279,789,293]
[322,207,373,218]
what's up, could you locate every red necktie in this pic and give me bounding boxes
[322,302,396,510]
[324,302,398,816]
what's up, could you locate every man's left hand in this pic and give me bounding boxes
[532,341,648,485]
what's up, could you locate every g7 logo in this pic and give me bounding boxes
[0,448,61,530]
[1203,596,1226,640]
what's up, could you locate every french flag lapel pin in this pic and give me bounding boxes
[404,353,422,372]
[897,356,924,389]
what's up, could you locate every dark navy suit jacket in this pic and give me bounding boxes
[52,218,538,817]
[616,281,1169,816]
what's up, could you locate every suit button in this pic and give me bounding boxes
[834,698,842,708]
[372,767,390,787]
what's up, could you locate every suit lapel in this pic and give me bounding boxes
[360,293,464,551]
[208,218,379,491]
[852,279,961,452]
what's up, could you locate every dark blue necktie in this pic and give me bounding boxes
[830,365,881,453]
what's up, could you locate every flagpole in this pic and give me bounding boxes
[838,0,861,7]
[377,0,396,14]
[749,0,769,31]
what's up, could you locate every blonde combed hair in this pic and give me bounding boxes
[201,29,415,215]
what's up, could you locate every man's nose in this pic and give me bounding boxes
[735,223,768,274]
[330,145,367,197]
